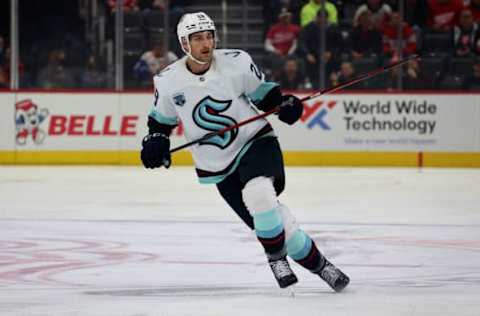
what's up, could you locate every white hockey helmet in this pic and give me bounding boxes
[177,12,216,64]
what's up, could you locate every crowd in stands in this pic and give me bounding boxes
[262,0,480,90]
[133,42,178,84]
[105,0,192,12]
[3,0,480,90]
[0,0,189,89]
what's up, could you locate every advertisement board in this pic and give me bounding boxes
[273,93,480,152]
[14,93,124,151]
[1,91,479,166]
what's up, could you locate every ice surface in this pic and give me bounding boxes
[1,166,479,316]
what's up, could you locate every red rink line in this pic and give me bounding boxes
[0,239,159,285]
[418,151,423,168]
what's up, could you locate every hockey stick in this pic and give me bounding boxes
[170,54,420,153]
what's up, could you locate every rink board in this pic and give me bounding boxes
[1,91,479,167]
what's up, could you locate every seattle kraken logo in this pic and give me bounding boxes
[192,96,238,149]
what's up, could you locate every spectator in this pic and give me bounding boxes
[403,58,436,89]
[79,55,108,88]
[469,0,480,21]
[427,0,465,32]
[300,0,338,27]
[350,10,383,60]
[353,0,392,29]
[37,49,74,89]
[299,9,341,88]
[1,47,25,87]
[463,58,480,88]
[265,8,301,57]
[330,61,361,89]
[382,12,417,62]
[133,42,178,82]
[452,9,479,56]
[106,0,139,12]
[277,58,306,89]
[264,8,301,78]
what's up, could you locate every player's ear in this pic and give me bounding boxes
[181,37,189,53]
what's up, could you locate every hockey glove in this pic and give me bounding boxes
[141,133,171,169]
[277,94,303,125]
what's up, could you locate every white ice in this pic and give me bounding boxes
[1,166,480,316]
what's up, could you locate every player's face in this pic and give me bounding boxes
[189,31,215,63]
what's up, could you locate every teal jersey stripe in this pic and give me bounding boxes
[286,229,313,261]
[247,82,279,105]
[149,108,178,126]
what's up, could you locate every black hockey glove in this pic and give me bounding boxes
[141,133,171,169]
[277,94,304,125]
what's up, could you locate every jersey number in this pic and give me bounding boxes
[154,89,159,106]
[250,63,263,80]
[223,50,241,57]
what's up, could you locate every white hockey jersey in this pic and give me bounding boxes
[149,49,279,184]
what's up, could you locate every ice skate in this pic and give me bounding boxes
[317,259,350,292]
[269,256,298,288]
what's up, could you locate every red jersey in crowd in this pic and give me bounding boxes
[107,0,138,11]
[265,23,301,56]
[468,4,480,22]
[427,0,465,31]
[382,23,417,56]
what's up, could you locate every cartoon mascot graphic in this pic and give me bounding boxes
[15,99,49,145]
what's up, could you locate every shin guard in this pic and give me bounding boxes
[242,177,285,258]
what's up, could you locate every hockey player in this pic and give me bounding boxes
[141,11,349,291]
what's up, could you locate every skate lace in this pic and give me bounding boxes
[270,259,293,278]
[320,263,339,285]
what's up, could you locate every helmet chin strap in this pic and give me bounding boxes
[188,53,210,65]
[182,42,207,65]
[183,40,216,66]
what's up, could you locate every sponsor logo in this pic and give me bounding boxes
[15,99,49,145]
[298,98,437,135]
[342,99,437,135]
[300,100,337,130]
[48,115,138,136]
[14,99,140,146]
